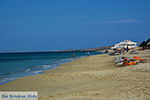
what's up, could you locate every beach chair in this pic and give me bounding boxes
[109,52,120,56]
[123,61,137,66]
[133,56,144,63]
[129,50,138,54]
[123,57,137,66]
[115,57,124,66]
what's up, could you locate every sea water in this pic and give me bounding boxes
[0,51,102,85]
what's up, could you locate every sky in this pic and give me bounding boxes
[0,0,150,52]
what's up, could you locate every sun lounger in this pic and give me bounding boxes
[115,57,124,63]
[115,57,124,66]
[109,52,120,56]
[122,57,137,66]
[133,56,144,63]
[115,56,137,66]
[129,50,138,54]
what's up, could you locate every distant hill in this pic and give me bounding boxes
[139,38,150,49]
[0,46,112,54]
[61,46,112,52]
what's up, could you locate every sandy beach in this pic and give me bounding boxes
[0,50,150,100]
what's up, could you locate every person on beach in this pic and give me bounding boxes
[104,50,108,54]
[120,47,126,54]
[126,44,130,52]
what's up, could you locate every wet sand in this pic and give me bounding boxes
[0,50,150,100]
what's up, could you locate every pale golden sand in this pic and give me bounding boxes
[0,50,150,100]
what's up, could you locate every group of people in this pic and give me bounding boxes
[114,46,129,54]
[107,45,130,56]
[105,45,130,56]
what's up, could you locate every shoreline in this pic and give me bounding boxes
[0,51,102,85]
[0,55,87,86]
[0,50,150,100]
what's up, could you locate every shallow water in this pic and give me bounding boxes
[0,51,102,85]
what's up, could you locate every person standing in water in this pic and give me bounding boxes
[72,54,77,58]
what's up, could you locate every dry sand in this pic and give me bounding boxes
[0,50,150,100]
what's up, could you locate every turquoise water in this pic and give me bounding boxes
[0,51,102,85]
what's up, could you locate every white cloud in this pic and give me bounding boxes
[85,18,140,24]
[62,16,90,20]
[108,19,139,23]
